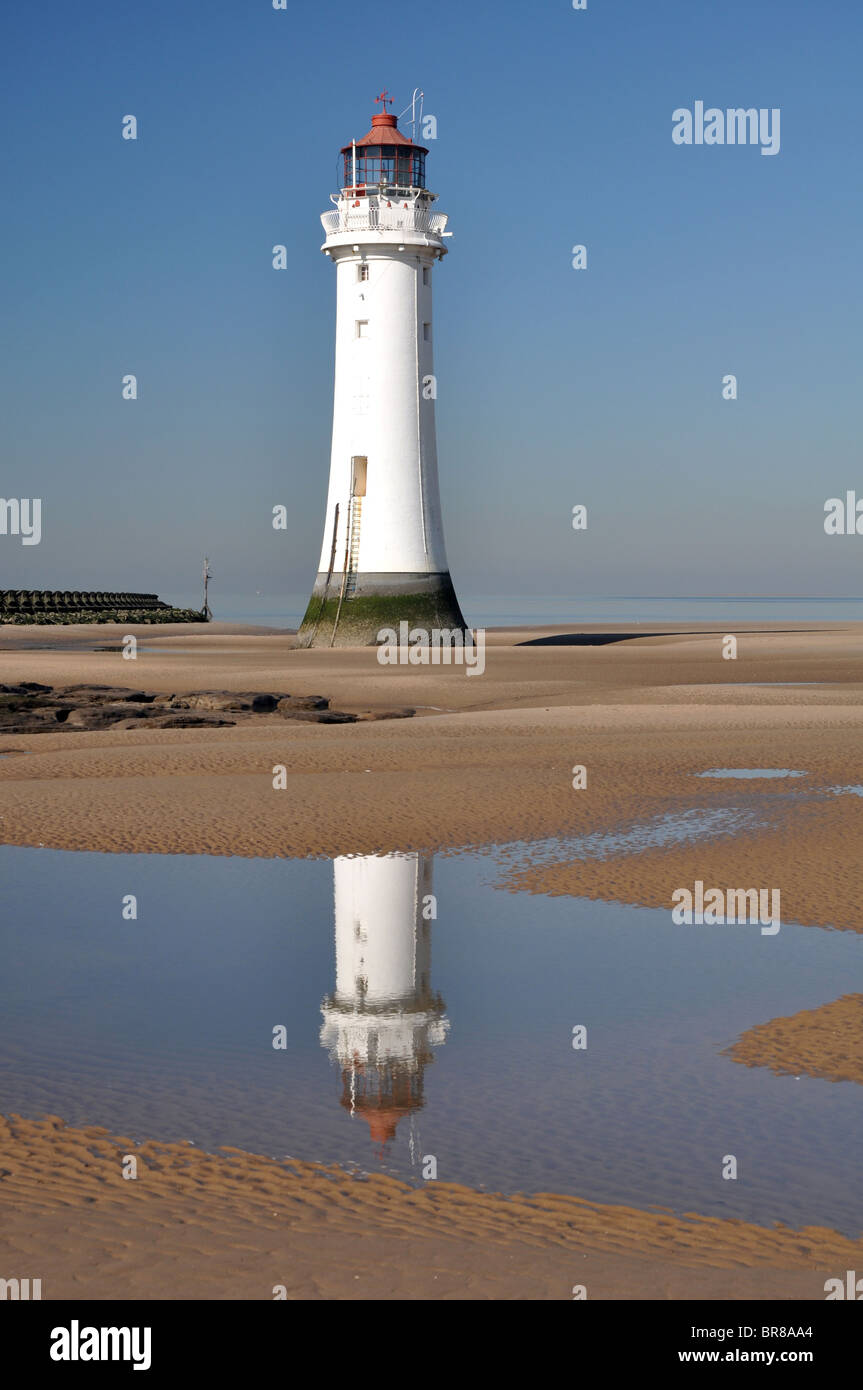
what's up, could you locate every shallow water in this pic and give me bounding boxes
[161,593,863,628]
[489,807,765,866]
[1,843,861,1234]
[696,769,808,780]
[91,647,262,656]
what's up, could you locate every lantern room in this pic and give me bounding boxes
[341,95,429,197]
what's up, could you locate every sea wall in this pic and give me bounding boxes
[0,590,204,624]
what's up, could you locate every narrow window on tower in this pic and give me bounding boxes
[422,267,430,287]
[357,264,369,282]
[423,322,431,342]
[356,320,369,338]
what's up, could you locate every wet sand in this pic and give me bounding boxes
[727,995,863,1086]
[0,623,861,891]
[2,619,861,1298]
[1,1113,857,1301]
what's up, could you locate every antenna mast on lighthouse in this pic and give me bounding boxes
[399,88,424,143]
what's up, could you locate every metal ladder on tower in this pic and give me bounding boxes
[343,496,362,598]
[329,492,362,645]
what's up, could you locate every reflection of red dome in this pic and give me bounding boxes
[339,1062,425,1152]
[340,1090,422,1144]
[362,1107,413,1146]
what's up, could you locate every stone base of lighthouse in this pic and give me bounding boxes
[297,571,466,648]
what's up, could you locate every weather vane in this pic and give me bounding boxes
[375,89,393,113]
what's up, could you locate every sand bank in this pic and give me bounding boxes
[0,625,861,938]
[0,1113,856,1301]
[727,995,863,1086]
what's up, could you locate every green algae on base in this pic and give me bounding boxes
[298,591,467,648]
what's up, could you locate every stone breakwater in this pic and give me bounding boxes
[0,683,416,733]
[0,590,204,624]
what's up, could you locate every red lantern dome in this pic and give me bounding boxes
[340,92,429,195]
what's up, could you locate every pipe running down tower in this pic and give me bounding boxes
[298,93,466,647]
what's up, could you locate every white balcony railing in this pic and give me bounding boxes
[321,204,448,238]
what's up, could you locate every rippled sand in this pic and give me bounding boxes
[2,1113,859,1301]
[727,994,863,1085]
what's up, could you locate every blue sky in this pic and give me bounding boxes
[1,0,860,611]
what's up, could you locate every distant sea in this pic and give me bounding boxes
[164,594,863,630]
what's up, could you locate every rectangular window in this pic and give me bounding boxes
[423,322,431,342]
[356,320,369,338]
[422,267,430,287]
[357,264,369,281]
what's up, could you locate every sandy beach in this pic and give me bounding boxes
[2,1113,859,1301]
[2,619,862,1299]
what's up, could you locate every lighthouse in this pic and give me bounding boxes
[319,853,449,1150]
[298,93,466,647]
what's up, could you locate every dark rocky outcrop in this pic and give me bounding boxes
[113,714,236,730]
[356,708,416,721]
[278,709,357,724]
[0,685,410,734]
[166,693,254,712]
[277,695,329,712]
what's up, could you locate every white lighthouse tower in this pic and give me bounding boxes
[319,852,449,1150]
[299,92,466,646]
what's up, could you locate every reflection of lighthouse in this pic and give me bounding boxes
[320,853,448,1151]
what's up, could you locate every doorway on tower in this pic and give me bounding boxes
[351,455,367,498]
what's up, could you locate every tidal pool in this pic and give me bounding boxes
[696,769,808,780]
[0,843,860,1234]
